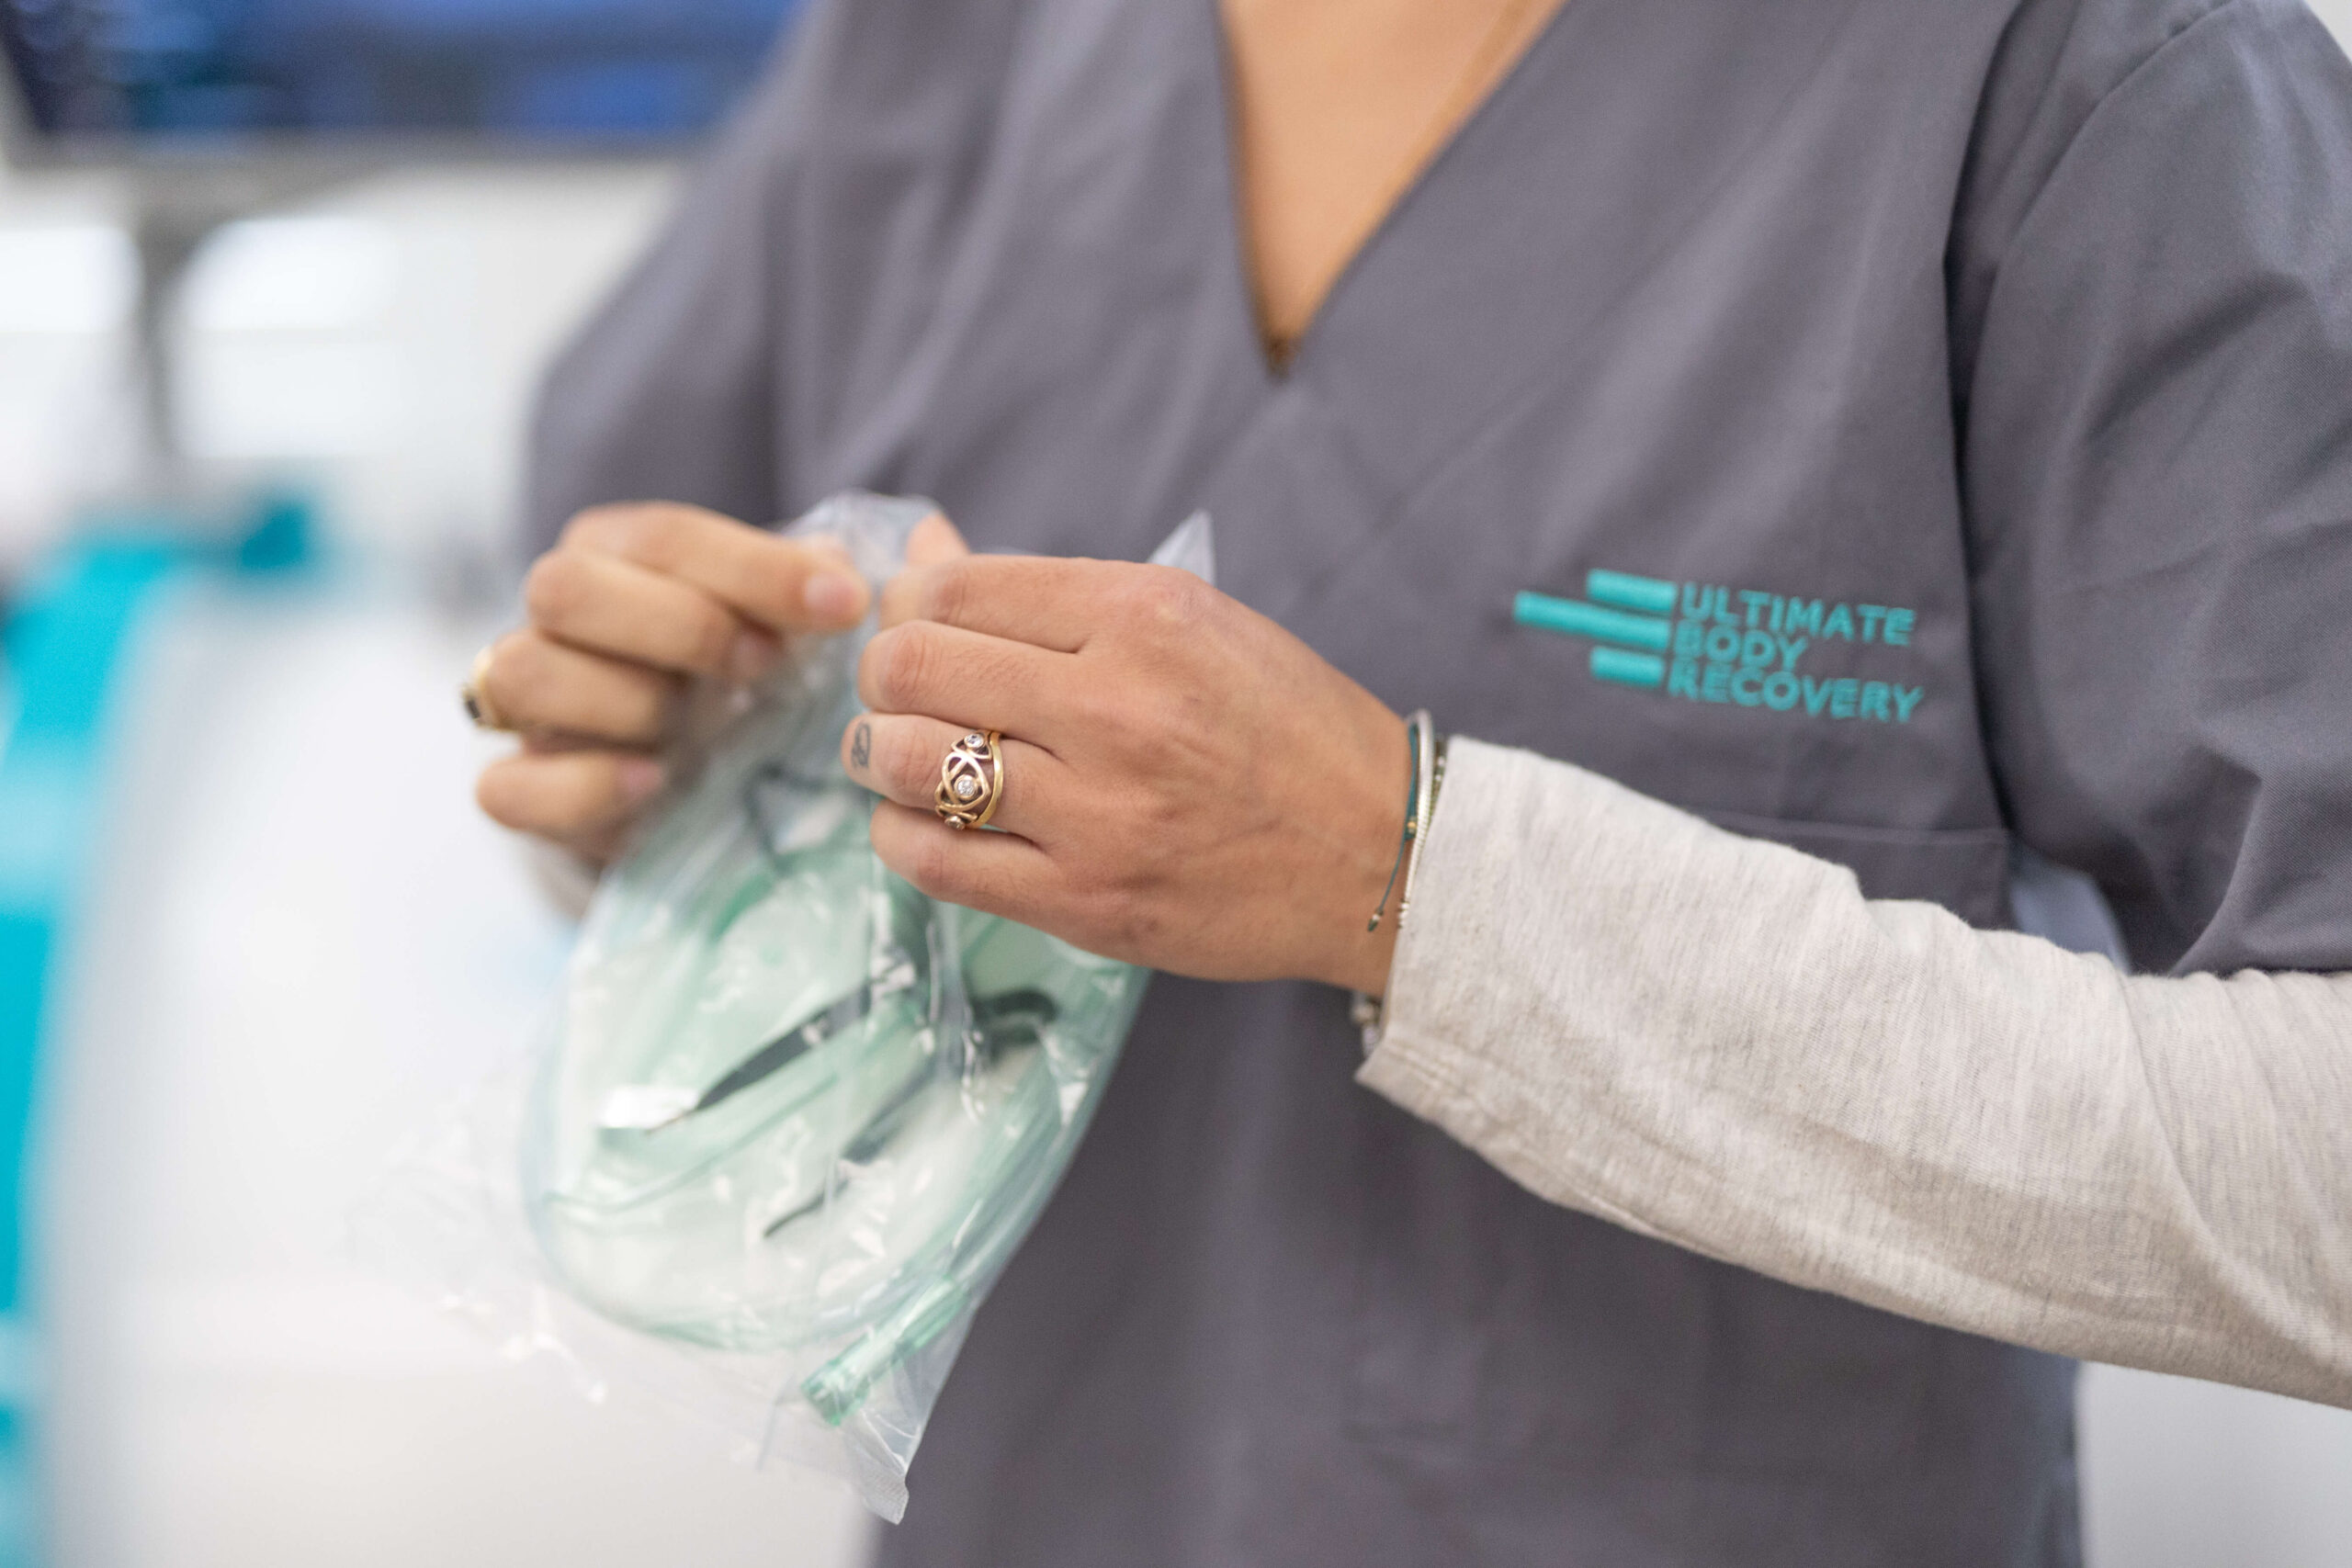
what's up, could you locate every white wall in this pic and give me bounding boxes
[170,167,679,568]
[0,172,141,567]
[2316,0,2352,51]
[0,162,678,579]
[2082,1364,2352,1568]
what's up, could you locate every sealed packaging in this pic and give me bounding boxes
[361,494,1212,1519]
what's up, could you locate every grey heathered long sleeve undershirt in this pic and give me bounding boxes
[1363,738,2352,1408]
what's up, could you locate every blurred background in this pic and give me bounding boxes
[0,3,2346,1566]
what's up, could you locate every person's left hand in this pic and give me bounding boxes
[840,519,1411,997]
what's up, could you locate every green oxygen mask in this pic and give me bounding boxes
[514,495,1210,1506]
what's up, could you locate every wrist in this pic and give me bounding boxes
[1305,704,1423,997]
[1333,917,1402,998]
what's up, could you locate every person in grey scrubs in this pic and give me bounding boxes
[466,0,2352,1562]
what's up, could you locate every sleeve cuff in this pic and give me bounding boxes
[1358,738,1611,1105]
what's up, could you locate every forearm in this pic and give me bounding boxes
[1363,739,2352,1406]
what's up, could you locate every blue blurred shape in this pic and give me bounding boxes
[0,489,302,1565]
[4,0,807,142]
[233,491,316,575]
[0,538,179,1568]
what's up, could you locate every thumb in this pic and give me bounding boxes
[906,511,971,567]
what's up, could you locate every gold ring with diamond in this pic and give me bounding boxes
[934,729,1005,830]
[461,645,516,733]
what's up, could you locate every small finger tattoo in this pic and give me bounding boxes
[851,721,872,771]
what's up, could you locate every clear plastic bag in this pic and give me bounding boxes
[361,494,1212,1520]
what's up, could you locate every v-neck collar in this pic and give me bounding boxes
[866,0,1869,590]
[1182,0,1866,500]
[1202,0,1581,385]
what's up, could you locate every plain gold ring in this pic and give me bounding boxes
[461,644,515,733]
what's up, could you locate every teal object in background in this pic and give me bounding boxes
[0,493,314,1568]
[0,542,176,1567]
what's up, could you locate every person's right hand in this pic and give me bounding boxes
[472,502,873,863]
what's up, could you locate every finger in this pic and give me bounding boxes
[842,712,1067,843]
[881,554,1109,647]
[526,547,780,681]
[904,511,971,568]
[481,630,680,745]
[562,502,872,633]
[858,620,1072,737]
[476,749,664,850]
[882,555,1202,654]
[868,799,1062,923]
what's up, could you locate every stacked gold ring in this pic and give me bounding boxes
[934,729,1006,830]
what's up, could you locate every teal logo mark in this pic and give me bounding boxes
[1514,570,1927,724]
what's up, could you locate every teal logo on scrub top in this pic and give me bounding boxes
[1514,570,1927,723]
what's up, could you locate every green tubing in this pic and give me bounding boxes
[803,1277,969,1427]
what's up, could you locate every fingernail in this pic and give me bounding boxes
[804,570,867,623]
[729,628,782,684]
[617,757,666,804]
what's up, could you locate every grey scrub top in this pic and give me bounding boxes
[527,0,2352,1562]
